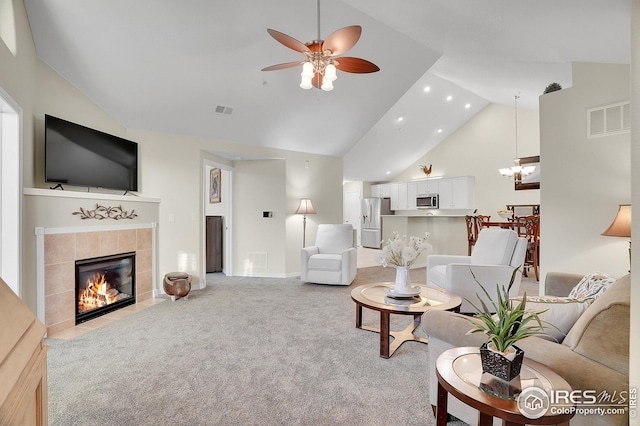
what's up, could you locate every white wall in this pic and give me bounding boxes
[540,62,631,279]
[630,0,639,414]
[285,152,344,275]
[233,160,286,276]
[392,103,540,216]
[343,180,364,245]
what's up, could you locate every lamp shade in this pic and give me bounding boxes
[295,198,316,215]
[601,204,631,237]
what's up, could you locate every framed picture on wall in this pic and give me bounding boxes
[209,168,221,203]
[515,156,540,191]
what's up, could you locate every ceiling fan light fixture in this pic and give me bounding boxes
[301,61,314,78]
[300,75,313,90]
[321,78,334,91]
[324,63,337,81]
[262,1,378,91]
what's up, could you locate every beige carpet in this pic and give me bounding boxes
[46,267,446,426]
[45,263,536,426]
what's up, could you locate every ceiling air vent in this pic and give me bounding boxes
[587,101,630,138]
[215,105,234,115]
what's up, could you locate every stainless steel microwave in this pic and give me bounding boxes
[416,194,439,209]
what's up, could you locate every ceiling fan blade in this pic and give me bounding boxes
[322,25,361,56]
[334,57,380,73]
[267,29,310,53]
[261,61,303,71]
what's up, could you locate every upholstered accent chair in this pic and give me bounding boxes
[300,224,357,286]
[426,227,527,313]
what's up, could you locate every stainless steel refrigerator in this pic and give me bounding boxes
[361,198,393,249]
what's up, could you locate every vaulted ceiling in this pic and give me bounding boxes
[24,0,630,182]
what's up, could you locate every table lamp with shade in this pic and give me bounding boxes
[296,198,316,247]
[601,204,631,271]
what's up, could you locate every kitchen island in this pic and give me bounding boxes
[381,214,468,266]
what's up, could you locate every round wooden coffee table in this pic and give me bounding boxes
[350,283,461,358]
[436,347,575,425]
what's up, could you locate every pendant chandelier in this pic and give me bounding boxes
[499,95,535,183]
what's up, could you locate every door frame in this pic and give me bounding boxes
[344,190,361,246]
[0,86,22,296]
[201,159,233,282]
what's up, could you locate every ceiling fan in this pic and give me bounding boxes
[261,0,380,91]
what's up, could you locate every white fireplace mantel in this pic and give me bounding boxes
[24,187,161,203]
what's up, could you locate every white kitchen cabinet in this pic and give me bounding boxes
[389,183,400,210]
[416,178,440,195]
[370,184,382,198]
[370,183,392,198]
[397,183,407,210]
[438,178,453,208]
[438,176,474,209]
[407,181,417,209]
[371,176,472,210]
[390,182,418,210]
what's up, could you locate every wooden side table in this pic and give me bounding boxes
[436,347,575,426]
[351,283,461,358]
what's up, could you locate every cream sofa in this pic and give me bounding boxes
[422,272,630,426]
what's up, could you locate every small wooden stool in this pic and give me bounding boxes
[163,272,192,301]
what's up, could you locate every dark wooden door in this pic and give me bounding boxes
[206,216,223,273]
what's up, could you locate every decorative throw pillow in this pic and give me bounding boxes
[510,296,594,342]
[568,272,617,299]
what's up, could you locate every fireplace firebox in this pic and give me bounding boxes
[75,252,136,324]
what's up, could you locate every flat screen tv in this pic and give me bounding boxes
[45,114,138,192]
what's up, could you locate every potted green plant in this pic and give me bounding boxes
[466,267,551,382]
[543,82,562,94]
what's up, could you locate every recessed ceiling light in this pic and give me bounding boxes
[446,95,453,101]
[437,128,443,133]
[397,117,404,122]
[424,86,431,93]
[465,103,471,109]
[386,171,391,175]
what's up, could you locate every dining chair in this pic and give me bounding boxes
[465,215,492,255]
[516,215,540,281]
[465,215,475,255]
[476,214,491,231]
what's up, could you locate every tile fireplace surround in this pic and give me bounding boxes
[36,223,156,336]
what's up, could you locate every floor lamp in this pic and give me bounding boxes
[296,198,316,247]
[601,204,631,272]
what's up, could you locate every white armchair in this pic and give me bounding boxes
[427,227,528,313]
[300,224,357,286]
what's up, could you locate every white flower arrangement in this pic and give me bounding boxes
[375,231,433,268]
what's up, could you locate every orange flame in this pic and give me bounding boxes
[78,273,119,313]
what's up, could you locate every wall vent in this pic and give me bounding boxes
[215,105,234,115]
[587,101,630,138]
[247,252,268,269]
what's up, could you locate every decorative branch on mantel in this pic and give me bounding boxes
[72,204,138,220]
